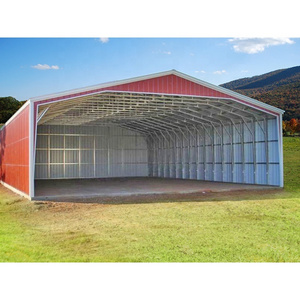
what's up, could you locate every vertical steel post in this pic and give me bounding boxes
[94,135,96,178]
[252,119,257,184]
[221,125,224,182]
[79,134,81,178]
[279,114,284,187]
[264,118,269,185]
[231,123,234,182]
[48,133,51,179]
[63,133,66,178]
[241,122,245,184]
[107,127,110,177]
[203,127,206,180]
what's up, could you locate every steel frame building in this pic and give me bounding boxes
[0,70,284,199]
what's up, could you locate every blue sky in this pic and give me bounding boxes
[0,37,299,101]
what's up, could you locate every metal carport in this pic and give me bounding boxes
[0,70,284,200]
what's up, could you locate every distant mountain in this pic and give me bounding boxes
[220,66,300,120]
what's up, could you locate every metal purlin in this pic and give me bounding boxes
[38,93,268,127]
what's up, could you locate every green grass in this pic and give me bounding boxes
[0,137,300,262]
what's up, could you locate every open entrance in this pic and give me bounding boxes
[33,90,281,200]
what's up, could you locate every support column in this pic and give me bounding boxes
[29,101,35,199]
[264,118,269,185]
[212,127,215,181]
[241,122,245,184]
[221,126,224,182]
[278,114,284,187]
[203,128,206,180]
[231,123,234,182]
[253,119,257,184]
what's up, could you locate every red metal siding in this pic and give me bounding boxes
[0,105,30,195]
[34,74,237,109]
[109,74,232,98]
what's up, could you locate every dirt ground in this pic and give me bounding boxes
[34,177,278,204]
[33,187,283,206]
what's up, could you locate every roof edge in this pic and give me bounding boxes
[29,70,176,103]
[171,70,285,115]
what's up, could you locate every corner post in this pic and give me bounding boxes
[278,114,284,187]
[29,100,35,199]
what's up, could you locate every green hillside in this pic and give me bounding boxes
[221,66,300,120]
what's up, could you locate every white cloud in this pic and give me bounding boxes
[152,49,171,55]
[195,70,205,74]
[99,37,109,43]
[31,64,60,70]
[229,38,294,54]
[213,70,226,75]
[241,70,249,73]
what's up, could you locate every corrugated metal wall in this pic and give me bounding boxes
[148,118,280,186]
[35,125,148,179]
[35,118,280,186]
[0,105,30,194]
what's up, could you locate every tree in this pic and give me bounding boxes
[289,118,298,135]
[296,120,300,134]
[282,120,287,135]
[0,97,23,123]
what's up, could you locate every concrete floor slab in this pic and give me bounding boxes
[34,177,277,201]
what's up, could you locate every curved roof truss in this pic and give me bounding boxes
[37,91,275,136]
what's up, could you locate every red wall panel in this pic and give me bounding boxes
[0,105,30,195]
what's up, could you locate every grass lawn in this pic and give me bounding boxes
[0,137,299,262]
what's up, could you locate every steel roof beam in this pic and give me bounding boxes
[38,92,275,127]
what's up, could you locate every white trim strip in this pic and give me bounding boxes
[1,180,31,200]
[279,114,284,187]
[29,101,35,198]
[0,100,30,131]
[173,70,285,115]
[29,70,175,102]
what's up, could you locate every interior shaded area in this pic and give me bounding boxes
[35,91,281,186]
[33,178,275,201]
[34,90,281,199]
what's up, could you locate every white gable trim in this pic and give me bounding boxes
[173,70,284,115]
